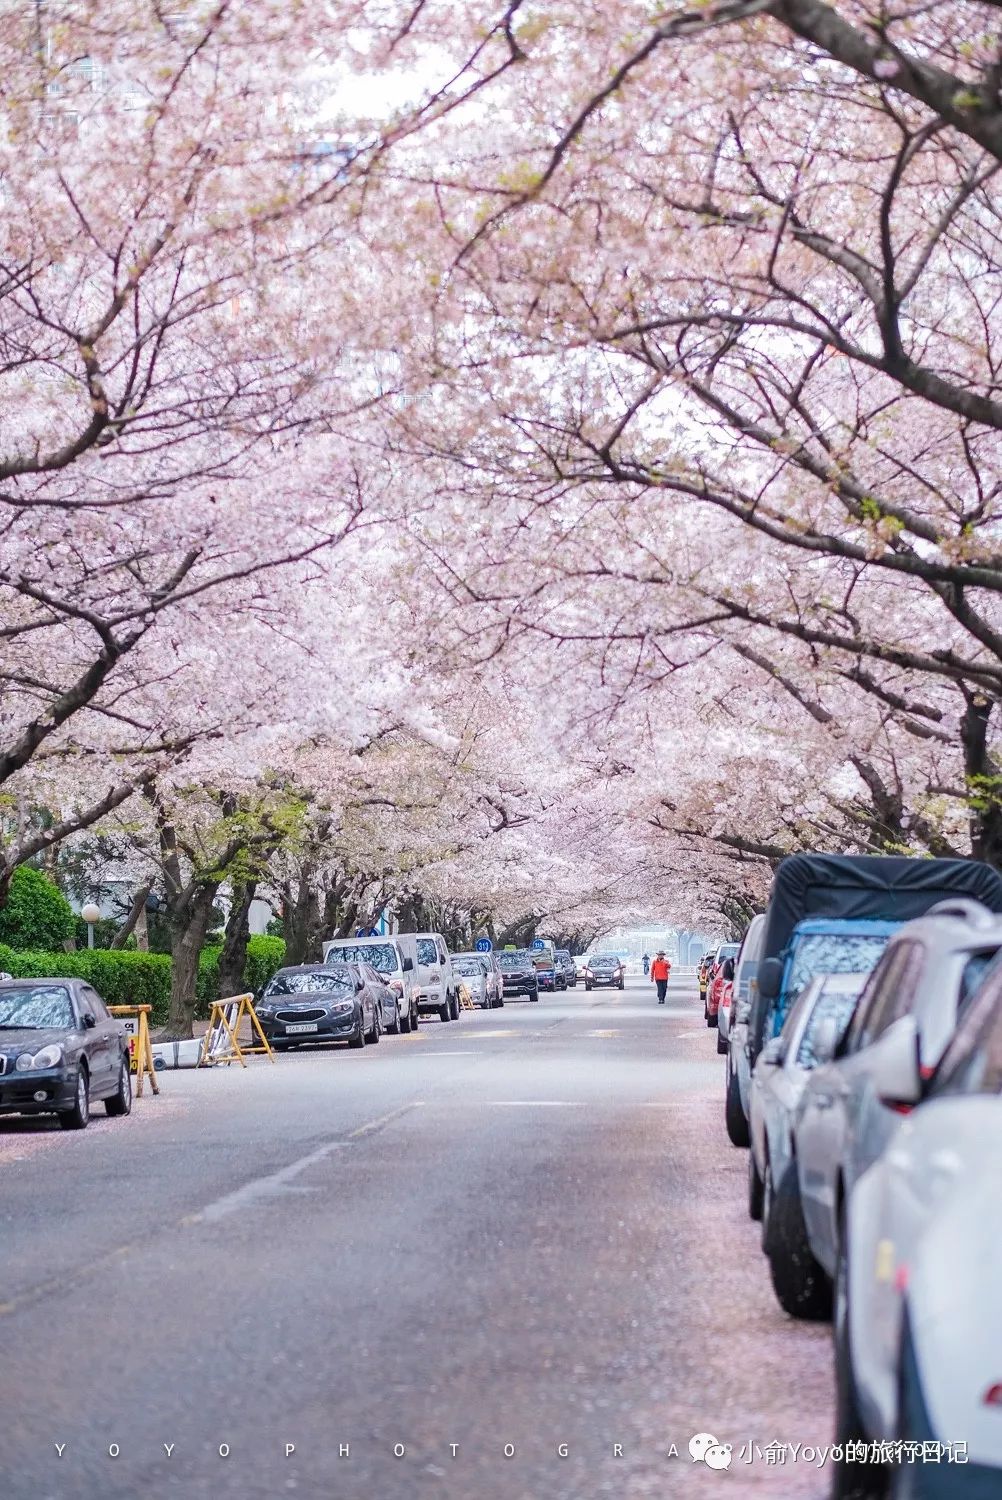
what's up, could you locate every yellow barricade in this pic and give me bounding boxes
[108,1004,160,1098]
[198,992,274,1068]
[458,981,476,1011]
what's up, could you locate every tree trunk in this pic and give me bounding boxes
[283,872,319,967]
[111,882,153,949]
[167,883,220,1037]
[218,879,256,999]
[962,694,1002,868]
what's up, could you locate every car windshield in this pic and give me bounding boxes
[786,933,891,1007]
[556,951,570,961]
[416,939,439,965]
[498,953,527,969]
[717,945,739,962]
[591,955,618,966]
[795,981,865,1070]
[327,943,396,973]
[0,986,74,1029]
[453,958,485,977]
[266,970,353,996]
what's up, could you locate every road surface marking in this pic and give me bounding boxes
[485,1101,584,1107]
[184,1103,420,1224]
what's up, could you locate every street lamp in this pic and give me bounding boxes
[81,903,101,950]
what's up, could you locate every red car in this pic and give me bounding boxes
[705,943,739,1026]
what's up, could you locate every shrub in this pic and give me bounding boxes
[0,943,172,1026]
[0,933,286,1030]
[0,867,76,952]
[197,935,287,1010]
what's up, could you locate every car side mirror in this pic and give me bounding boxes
[758,1037,784,1068]
[355,978,365,993]
[758,958,783,1001]
[813,1016,839,1065]
[440,955,447,965]
[402,957,414,972]
[872,1015,922,1110]
[83,1012,97,1029]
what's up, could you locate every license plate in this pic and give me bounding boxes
[285,1022,318,1034]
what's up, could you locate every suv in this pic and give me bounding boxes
[413,933,459,1023]
[555,950,577,988]
[769,900,1002,1320]
[323,934,419,1033]
[497,950,539,1001]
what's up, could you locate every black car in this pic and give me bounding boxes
[555,950,577,988]
[256,964,379,1049]
[497,950,539,1001]
[0,978,131,1130]
[582,954,625,990]
[358,962,406,1034]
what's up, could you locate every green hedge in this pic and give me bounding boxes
[0,935,286,1030]
[0,944,172,1023]
[197,936,287,1009]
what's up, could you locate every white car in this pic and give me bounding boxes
[322,934,420,1033]
[725,913,766,1147]
[833,960,1002,1498]
[748,971,866,1235]
[413,932,460,1022]
[786,901,1002,1320]
[451,953,501,1009]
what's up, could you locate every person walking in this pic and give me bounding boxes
[642,952,650,977]
[651,950,671,1004]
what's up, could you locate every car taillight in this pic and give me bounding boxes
[983,1383,1002,1408]
[389,980,403,995]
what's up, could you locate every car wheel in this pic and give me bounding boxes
[366,1009,380,1044]
[725,1061,750,1148]
[765,1161,833,1320]
[348,1014,365,1049]
[585,983,592,991]
[449,991,460,1021]
[618,980,624,990]
[439,1001,451,1022]
[704,998,710,1020]
[832,1208,888,1498]
[59,1066,90,1131]
[411,1001,420,1030]
[716,1026,728,1055]
[530,990,539,1002]
[399,1005,411,1034]
[497,995,504,1008]
[748,1149,765,1221]
[388,1003,402,1035]
[105,1056,132,1118]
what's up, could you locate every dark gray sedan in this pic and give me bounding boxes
[255,964,379,1049]
[0,978,131,1130]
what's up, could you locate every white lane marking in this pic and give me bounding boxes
[184,1103,419,1224]
[675,1031,711,1041]
[586,1029,620,1038]
[407,1050,480,1058]
[484,1101,584,1108]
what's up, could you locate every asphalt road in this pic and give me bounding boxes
[0,971,834,1500]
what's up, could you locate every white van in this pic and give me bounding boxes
[323,934,420,1033]
[412,932,459,1023]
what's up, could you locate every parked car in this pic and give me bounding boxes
[454,949,504,1007]
[358,962,404,1033]
[533,951,562,992]
[555,950,577,988]
[323,934,419,1032]
[413,932,460,1022]
[772,900,1002,1319]
[698,952,715,1008]
[0,978,131,1130]
[257,963,380,1049]
[497,949,539,1001]
[582,954,625,990]
[705,942,739,1026]
[748,853,1002,1066]
[452,954,502,1009]
[748,971,867,1234]
[833,954,1002,1499]
[725,913,766,1147]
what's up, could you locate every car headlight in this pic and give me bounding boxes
[15,1044,64,1071]
[331,1000,355,1015]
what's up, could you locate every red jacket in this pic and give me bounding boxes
[651,957,671,981]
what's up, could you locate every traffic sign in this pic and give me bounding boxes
[531,938,545,950]
[475,937,493,953]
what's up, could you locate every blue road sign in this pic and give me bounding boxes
[531,938,545,950]
[475,937,493,953]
